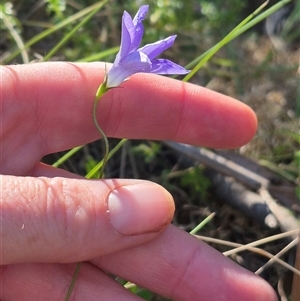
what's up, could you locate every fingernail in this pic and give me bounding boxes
[108,183,174,235]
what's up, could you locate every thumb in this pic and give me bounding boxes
[1,175,174,264]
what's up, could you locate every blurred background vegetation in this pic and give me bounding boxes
[1,0,299,300]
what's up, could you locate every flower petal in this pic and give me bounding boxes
[130,5,149,52]
[133,5,149,26]
[150,59,190,74]
[106,6,190,89]
[107,51,151,88]
[138,35,177,60]
[115,11,135,63]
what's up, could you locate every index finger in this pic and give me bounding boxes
[1,62,256,154]
[96,225,277,301]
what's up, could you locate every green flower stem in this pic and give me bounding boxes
[64,81,110,301]
[93,82,110,179]
[64,262,82,301]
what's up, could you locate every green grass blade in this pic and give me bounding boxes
[51,139,127,174]
[43,0,108,61]
[230,0,293,40]
[183,1,269,82]
[184,0,293,82]
[2,1,109,64]
[52,145,83,167]
[1,8,29,63]
[76,46,119,62]
[86,139,128,179]
[190,213,216,235]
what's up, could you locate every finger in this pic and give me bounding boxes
[1,175,174,264]
[1,63,257,172]
[30,162,83,178]
[1,262,143,301]
[95,225,278,301]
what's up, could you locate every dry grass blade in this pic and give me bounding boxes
[223,229,299,256]
[255,237,298,275]
[291,233,300,301]
[195,230,300,276]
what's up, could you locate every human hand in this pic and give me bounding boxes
[1,62,277,301]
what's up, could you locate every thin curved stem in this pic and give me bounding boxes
[64,83,110,301]
[86,138,128,179]
[92,96,109,179]
[64,262,82,301]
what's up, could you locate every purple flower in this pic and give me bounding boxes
[106,5,189,88]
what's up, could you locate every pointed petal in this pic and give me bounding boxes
[139,35,177,60]
[133,5,149,26]
[130,5,149,52]
[115,11,135,63]
[107,52,151,88]
[129,21,144,52]
[150,59,190,75]
[115,6,149,63]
